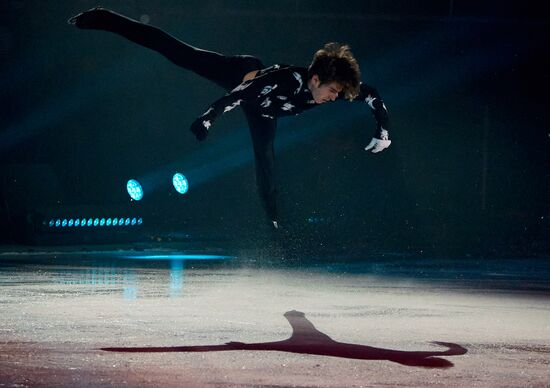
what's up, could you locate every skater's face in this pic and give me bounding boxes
[308,74,343,104]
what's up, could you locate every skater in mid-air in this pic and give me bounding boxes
[69,7,392,229]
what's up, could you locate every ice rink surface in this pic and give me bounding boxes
[1,250,549,387]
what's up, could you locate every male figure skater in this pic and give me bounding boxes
[69,8,391,229]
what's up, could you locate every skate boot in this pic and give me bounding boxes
[68,7,114,29]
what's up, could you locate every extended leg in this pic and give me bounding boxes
[69,8,262,90]
[242,106,279,225]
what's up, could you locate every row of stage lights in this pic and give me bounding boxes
[126,173,189,201]
[45,173,186,230]
[48,217,143,228]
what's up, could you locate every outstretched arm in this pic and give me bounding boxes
[190,70,295,140]
[343,83,392,153]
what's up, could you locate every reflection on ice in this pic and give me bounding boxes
[45,255,232,299]
[123,254,234,260]
[170,259,184,297]
[123,270,137,300]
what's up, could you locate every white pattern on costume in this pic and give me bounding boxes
[293,72,303,94]
[260,97,272,108]
[223,99,243,113]
[201,107,213,116]
[203,120,211,129]
[262,114,275,119]
[380,128,389,140]
[281,103,295,111]
[365,95,377,109]
[276,95,288,101]
[232,82,251,92]
[260,84,278,95]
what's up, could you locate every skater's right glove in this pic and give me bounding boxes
[365,127,391,154]
[364,137,391,153]
[190,119,209,141]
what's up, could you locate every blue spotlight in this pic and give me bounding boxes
[113,218,118,226]
[124,218,130,226]
[106,218,112,226]
[100,218,106,226]
[118,217,124,226]
[55,219,61,227]
[68,219,74,227]
[131,217,137,226]
[93,218,99,226]
[48,219,55,228]
[87,218,93,226]
[81,218,87,227]
[126,179,144,201]
[137,217,143,225]
[172,173,189,195]
[62,219,68,227]
[75,219,80,227]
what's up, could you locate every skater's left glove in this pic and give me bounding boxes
[190,119,209,141]
[365,137,391,153]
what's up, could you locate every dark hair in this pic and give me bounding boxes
[308,42,361,101]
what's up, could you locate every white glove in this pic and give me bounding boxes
[271,220,279,229]
[365,137,391,153]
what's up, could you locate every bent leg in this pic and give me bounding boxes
[242,105,278,222]
[70,8,263,90]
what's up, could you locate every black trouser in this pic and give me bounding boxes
[78,9,278,221]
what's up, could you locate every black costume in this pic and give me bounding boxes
[70,8,390,225]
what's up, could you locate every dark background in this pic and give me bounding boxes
[1,0,548,258]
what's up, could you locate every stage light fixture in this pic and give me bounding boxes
[172,173,189,194]
[45,215,143,229]
[126,179,144,201]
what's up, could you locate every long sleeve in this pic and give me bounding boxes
[192,69,298,134]
[347,83,391,140]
